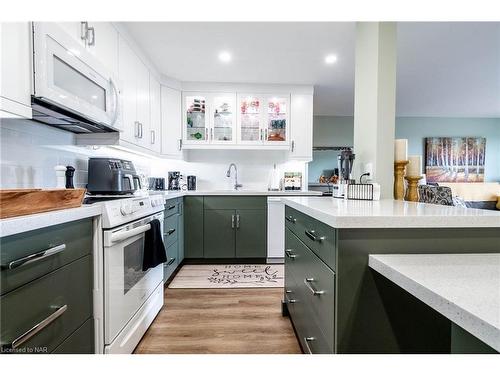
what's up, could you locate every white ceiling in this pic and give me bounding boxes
[123,22,500,117]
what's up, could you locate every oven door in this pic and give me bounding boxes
[103,212,164,344]
[32,22,120,130]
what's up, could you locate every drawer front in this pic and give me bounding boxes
[164,198,180,218]
[285,206,336,271]
[52,318,94,354]
[164,214,179,248]
[164,241,179,282]
[0,219,93,295]
[204,196,267,210]
[0,255,93,353]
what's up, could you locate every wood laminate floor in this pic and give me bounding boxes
[134,287,301,354]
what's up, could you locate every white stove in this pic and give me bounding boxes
[87,193,166,354]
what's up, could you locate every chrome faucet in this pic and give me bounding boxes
[226,163,243,190]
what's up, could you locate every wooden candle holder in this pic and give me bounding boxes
[404,176,422,202]
[394,161,409,200]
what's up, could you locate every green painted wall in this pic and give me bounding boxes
[309,116,500,182]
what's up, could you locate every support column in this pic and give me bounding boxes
[353,22,397,199]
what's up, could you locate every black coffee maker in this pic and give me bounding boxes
[168,172,181,190]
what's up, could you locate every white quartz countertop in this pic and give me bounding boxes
[369,253,500,351]
[154,190,322,198]
[281,197,500,228]
[0,205,102,237]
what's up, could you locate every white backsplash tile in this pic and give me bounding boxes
[0,118,307,191]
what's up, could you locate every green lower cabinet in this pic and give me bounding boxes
[204,210,236,258]
[52,319,94,354]
[164,241,179,282]
[235,209,266,258]
[184,196,204,258]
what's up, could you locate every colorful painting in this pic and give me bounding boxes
[425,137,486,182]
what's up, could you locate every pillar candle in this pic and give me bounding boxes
[394,139,408,161]
[407,155,422,177]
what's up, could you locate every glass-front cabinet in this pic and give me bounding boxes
[265,95,289,144]
[238,94,263,144]
[211,94,236,144]
[183,93,208,144]
[183,92,236,145]
[183,91,290,147]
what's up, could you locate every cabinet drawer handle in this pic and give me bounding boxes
[285,249,296,259]
[7,305,68,349]
[2,244,66,270]
[285,296,297,304]
[285,215,296,223]
[231,214,235,229]
[304,278,325,296]
[236,214,240,229]
[166,228,176,236]
[305,229,325,242]
[166,258,176,266]
[167,205,176,210]
[303,337,315,354]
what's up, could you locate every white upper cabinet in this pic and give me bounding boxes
[0,22,32,118]
[56,22,118,77]
[183,93,208,144]
[149,75,161,153]
[118,36,139,143]
[237,94,264,145]
[161,86,183,158]
[289,94,313,161]
[264,95,290,145]
[135,61,151,150]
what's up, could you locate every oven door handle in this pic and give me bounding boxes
[110,223,151,243]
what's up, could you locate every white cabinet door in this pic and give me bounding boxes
[183,92,208,144]
[87,22,119,77]
[289,94,313,161]
[237,94,265,145]
[56,22,86,46]
[0,22,32,118]
[161,86,183,158]
[148,75,161,153]
[264,94,290,145]
[135,60,150,149]
[118,36,138,144]
[209,93,236,145]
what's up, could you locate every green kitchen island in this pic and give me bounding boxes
[281,197,500,354]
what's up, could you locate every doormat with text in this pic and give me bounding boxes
[168,264,284,288]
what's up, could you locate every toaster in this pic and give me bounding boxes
[87,158,141,195]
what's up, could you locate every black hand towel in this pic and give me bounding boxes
[142,219,167,271]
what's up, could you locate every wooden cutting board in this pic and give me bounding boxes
[0,188,86,219]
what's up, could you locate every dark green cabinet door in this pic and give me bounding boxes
[204,210,235,258]
[184,196,204,258]
[235,209,266,258]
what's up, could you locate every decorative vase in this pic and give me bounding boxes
[394,161,409,200]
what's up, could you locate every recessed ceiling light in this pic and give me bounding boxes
[218,51,232,63]
[325,54,338,64]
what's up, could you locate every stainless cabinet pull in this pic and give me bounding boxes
[150,130,155,144]
[303,337,315,354]
[231,214,235,229]
[236,214,240,229]
[205,127,208,141]
[210,128,213,141]
[265,128,268,141]
[166,228,176,236]
[260,128,263,141]
[285,289,292,294]
[80,21,88,41]
[285,249,296,259]
[291,140,295,152]
[87,26,95,46]
[304,278,325,296]
[167,205,176,210]
[285,296,297,304]
[178,139,183,151]
[285,215,296,223]
[2,244,66,270]
[305,229,325,242]
[140,123,143,138]
[166,258,176,266]
[8,305,68,349]
[134,121,140,138]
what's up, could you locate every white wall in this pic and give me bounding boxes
[0,119,307,190]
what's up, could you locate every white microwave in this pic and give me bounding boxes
[32,22,121,133]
